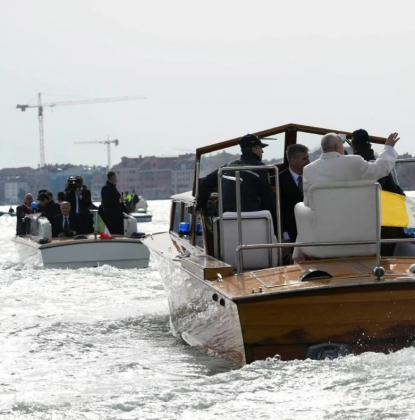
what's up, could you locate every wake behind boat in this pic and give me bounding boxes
[143,123,415,367]
[13,211,149,269]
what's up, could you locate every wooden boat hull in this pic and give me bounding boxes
[145,232,415,366]
[237,282,415,363]
[12,236,150,269]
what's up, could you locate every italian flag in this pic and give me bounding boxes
[95,214,112,239]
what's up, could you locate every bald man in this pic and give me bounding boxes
[16,193,34,235]
[302,132,400,205]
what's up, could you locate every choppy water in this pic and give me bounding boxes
[1,201,415,419]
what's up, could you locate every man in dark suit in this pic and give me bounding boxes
[101,171,126,235]
[279,144,310,244]
[65,176,93,234]
[16,193,34,235]
[38,192,61,223]
[52,202,81,237]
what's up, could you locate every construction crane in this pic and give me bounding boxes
[74,137,119,171]
[16,93,145,168]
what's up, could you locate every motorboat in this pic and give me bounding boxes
[130,196,152,222]
[0,209,17,217]
[143,123,415,367]
[13,211,150,269]
[130,211,152,223]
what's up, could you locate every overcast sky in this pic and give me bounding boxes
[1,0,414,169]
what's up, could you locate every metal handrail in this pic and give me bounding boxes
[236,237,415,274]
[232,182,383,278]
[217,165,281,267]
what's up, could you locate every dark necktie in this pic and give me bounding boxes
[63,217,69,233]
[298,175,303,196]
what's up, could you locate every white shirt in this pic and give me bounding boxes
[75,194,80,213]
[303,145,398,205]
[289,167,302,188]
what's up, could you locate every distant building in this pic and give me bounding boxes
[0,167,34,204]
[112,154,196,199]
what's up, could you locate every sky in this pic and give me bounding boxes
[0,0,414,169]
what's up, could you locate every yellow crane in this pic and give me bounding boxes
[74,137,119,171]
[16,93,146,167]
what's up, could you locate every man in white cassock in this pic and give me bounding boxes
[293,132,400,261]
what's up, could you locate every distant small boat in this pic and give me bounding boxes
[129,196,152,222]
[12,212,149,269]
[130,211,152,223]
[0,211,16,217]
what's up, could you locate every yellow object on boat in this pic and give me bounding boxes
[381,190,415,227]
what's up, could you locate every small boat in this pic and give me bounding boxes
[129,196,152,222]
[13,212,149,269]
[130,211,153,223]
[143,123,415,367]
[0,211,17,217]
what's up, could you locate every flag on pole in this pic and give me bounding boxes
[381,191,415,227]
[95,214,112,238]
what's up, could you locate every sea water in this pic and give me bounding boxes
[1,202,415,419]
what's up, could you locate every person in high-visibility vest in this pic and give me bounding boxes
[125,191,133,213]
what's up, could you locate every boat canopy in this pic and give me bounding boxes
[193,123,388,193]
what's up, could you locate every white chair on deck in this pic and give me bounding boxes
[220,210,278,270]
[294,181,379,259]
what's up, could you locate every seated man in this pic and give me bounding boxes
[52,202,80,238]
[197,133,275,221]
[16,193,33,235]
[303,132,399,204]
[294,131,400,262]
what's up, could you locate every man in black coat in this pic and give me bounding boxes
[352,129,406,255]
[38,192,61,223]
[16,193,34,235]
[100,171,126,235]
[52,202,81,237]
[352,129,404,195]
[65,176,94,234]
[197,134,275,218]
[279,144,310,243]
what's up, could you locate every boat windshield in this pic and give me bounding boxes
[395,160,415,195]
[199,136,285,178]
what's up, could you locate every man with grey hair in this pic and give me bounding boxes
[16,193,34,235]
[302,132,400,205]
[52,201,80,237]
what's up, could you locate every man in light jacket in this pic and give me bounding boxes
[303,132,400,205]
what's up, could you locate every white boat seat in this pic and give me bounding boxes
[220,210,278,270]
[123,213,138,237]
[294,181,379,259]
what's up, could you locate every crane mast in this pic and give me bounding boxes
[17,93,145,168]
[38,93,45,168]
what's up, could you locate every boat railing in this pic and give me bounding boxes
[235,237,415,278]
[217,165,282,266]
[217,165,389,279]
